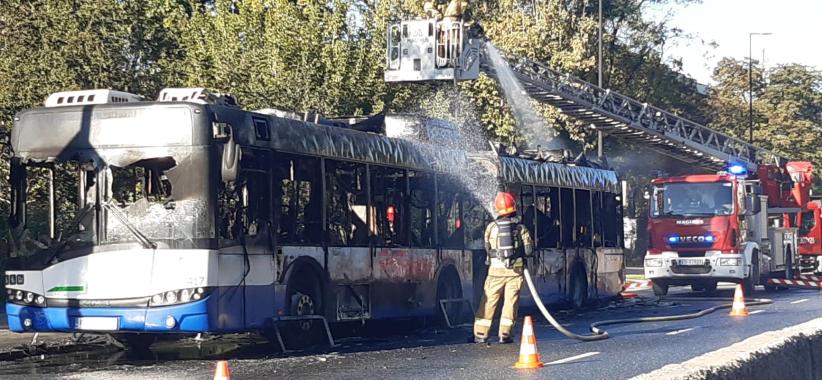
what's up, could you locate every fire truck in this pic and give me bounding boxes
[644,162,812,295]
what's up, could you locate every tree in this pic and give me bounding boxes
[757,64,822,168]
[707,57,822,189]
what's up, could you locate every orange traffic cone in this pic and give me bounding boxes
[729,284,749,317]
[213,360,230,380]
[514,316,544,369]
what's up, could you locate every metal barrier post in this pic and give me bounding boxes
[438,298,475,328]
[273,315,338,352]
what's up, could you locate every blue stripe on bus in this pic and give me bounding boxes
[5,285,280,333]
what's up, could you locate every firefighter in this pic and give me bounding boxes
[473,192,534,344]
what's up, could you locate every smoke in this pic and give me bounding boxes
[396,86,499,215]
[485,43,571,151]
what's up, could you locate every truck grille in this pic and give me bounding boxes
[677,251,706,258]
[670,265,712,274]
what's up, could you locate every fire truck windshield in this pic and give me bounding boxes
[651,181,734,218]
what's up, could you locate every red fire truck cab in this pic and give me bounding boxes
[644,165,800,296]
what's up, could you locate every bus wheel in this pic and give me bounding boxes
[435,267,462,326]
[110,333,158,351]
[283,270,323,349]
[568,264,588,309]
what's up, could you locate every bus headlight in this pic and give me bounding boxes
[719,258,741,266]
[7,290,47,307]
[645,258,664,267]
[149,287,211,307]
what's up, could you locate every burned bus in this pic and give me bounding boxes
[4,88,623,348]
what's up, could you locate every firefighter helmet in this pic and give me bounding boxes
[494,192,516,217]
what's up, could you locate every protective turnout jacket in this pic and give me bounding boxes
[484,217,533,273]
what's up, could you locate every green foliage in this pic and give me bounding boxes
[707,58,822,174]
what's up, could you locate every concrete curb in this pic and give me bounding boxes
[631,317,822,380]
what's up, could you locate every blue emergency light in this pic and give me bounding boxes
[728,164,747,176]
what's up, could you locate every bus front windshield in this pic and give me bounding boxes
[651,182,734,218]
[8,151,212,260]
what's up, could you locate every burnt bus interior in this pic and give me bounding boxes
[505,184,623,250]
[218,148,492,252]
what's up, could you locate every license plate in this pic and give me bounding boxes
[75,317,119,331]
[678,258,706,266]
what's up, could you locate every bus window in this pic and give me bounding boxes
[535,187,559,249]
[218,151,271,245]
[592,192,603,247]
[463,195,490,250]
[408,170,435,248]
[437,176,464,249]
[602,193,620,247]
[240,150,271,239]
[560,188,574,248]
[519,185,536,243]
[273,154,323,245]
[326,160,369,246]
[370,165,407,247]
[12,163,81,255]
[575,189,592,248]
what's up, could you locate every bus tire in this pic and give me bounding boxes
[568,263,588,309]
[110,333,157,351]
[743,252,759,295]
[283,267,323,349]
[435,266,462,326]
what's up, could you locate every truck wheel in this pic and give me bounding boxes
[652,280,668,296]
[743,253,759,295]
[692,281,717,293]
[568,264,588,309]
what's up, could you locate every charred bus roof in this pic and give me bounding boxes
[13,89,620,193]
[11,102,212,164]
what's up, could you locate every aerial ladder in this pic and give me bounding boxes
[384,17,822,290]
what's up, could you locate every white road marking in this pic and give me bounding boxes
[665,328,695,336]
[791,298,809,304]
[750,310,765,315]
[546,351,600,365]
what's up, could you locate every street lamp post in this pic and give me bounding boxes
[748,32,771,144]
[597,0,603,158]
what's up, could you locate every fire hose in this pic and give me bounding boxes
[522,268,774,342]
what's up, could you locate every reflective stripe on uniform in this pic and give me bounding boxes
[500,318,515,326]
[474,318,493,327]
[489,257,524,269]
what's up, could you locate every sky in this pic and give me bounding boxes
[645,0,822,85]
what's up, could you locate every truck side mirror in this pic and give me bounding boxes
[745,195,761,215]
[220,126,241,184]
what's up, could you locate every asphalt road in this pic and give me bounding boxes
[0,284,820,379]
